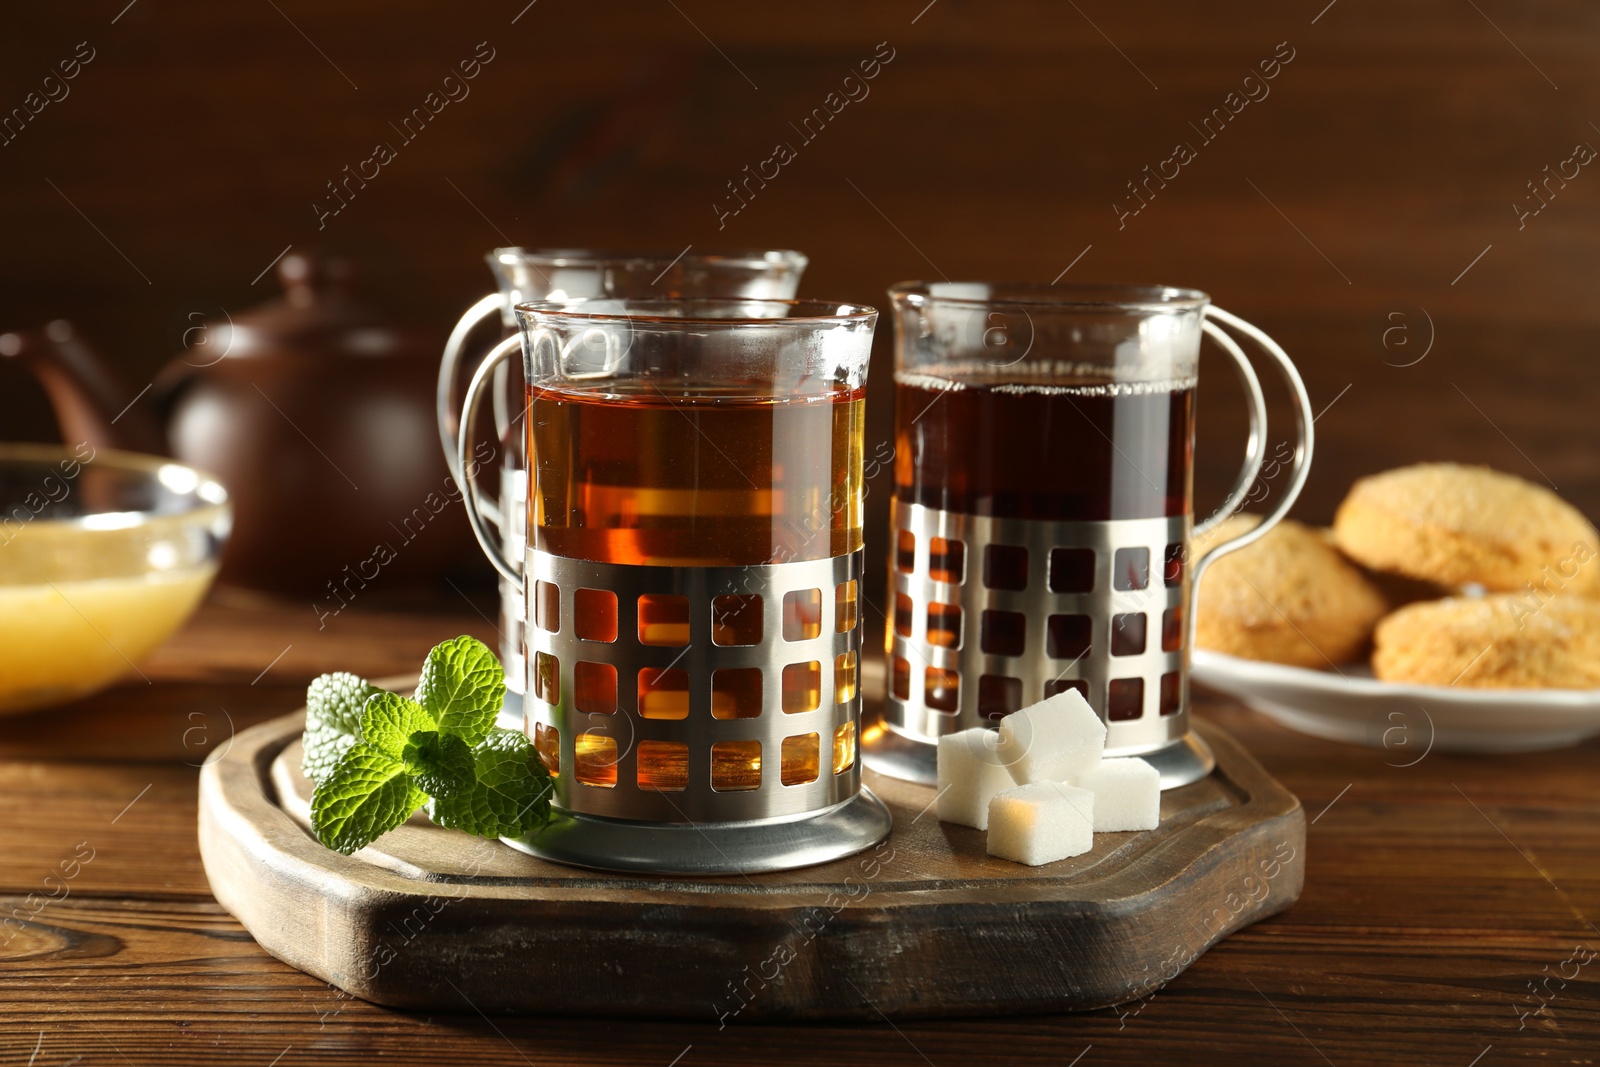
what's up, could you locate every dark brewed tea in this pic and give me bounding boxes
[893,366,1194,521]
[528,382,865,566]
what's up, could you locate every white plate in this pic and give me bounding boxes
[1191,650,1600,755]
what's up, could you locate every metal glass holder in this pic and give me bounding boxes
[504,549,891,874]
[865,501,1215,789]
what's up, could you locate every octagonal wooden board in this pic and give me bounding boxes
[198,705,1304,1021]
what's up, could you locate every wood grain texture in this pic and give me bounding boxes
[0,601,1596,1062]
[0,895,1594,1066]
[196,709,1302,1019]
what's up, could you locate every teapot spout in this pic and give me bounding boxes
[0,320,165,455]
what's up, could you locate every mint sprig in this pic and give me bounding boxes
[303,636,553,855]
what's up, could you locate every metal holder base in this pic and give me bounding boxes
[1134,730,1216,790]
[500,789,893,876]
[862,718,1215,792]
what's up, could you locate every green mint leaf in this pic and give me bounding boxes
[401,730,476,797]
[302,672,383,783]
[301,724,359,784]
[414,635,504,746]
[305,672,383,736]
[428,729,554,839]
[360,692,437,760]
[305,637,521,856]
[310,743,428,855]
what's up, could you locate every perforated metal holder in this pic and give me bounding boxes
[494,466,527,731]
[503,548,892,874]
[864,501,1216,789]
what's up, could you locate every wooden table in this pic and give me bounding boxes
[1,593,1595,1066]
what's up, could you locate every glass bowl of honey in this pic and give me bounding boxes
[0,443,230,715]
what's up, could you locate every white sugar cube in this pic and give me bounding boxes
[1072,757,1161,832]
[936,728,1014,830]
[995,689,1106,785]
[986,782,1095,865]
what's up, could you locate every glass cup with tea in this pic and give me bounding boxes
[455,297,890,874]
[436,249,808,723]
[868,282,1314,788]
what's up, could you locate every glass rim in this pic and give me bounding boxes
[0,442,230,530]
[888,280,1210,312]
[490,247,808,272]
[514,296,877,327]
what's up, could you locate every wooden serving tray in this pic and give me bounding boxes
[199,705,1304,1020]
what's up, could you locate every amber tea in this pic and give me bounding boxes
[528,379,866,791]
[529,381,865,565]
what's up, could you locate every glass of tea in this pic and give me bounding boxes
[436,249,807,724]
[456,297,891,874]
[869,282,1314,788]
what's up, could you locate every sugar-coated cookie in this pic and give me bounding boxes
[1195,515,1389,669]
[1372,594,1600,689]
[1332,463,1600,597]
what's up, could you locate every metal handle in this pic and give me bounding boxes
[1187,305,1316,601]
[458,335,524,587]
[437,292,505,477]
[1193,320,1268,538]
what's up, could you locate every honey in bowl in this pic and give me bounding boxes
[0,446,229,715]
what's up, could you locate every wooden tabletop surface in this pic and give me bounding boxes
[0,592,1594,1066]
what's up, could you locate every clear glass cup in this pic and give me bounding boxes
[869,281,1315,788]
[436,249,807,716]
[455,297,891,875]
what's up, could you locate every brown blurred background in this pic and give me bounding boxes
[1,0,1596,599]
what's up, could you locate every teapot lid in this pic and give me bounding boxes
[215,250,427,359]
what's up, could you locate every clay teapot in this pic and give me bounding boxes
[1,251,474,597]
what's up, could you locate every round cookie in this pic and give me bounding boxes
[1332,463,1600,597]
[1195,515,1389,669]
[1373,594,1600,689]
